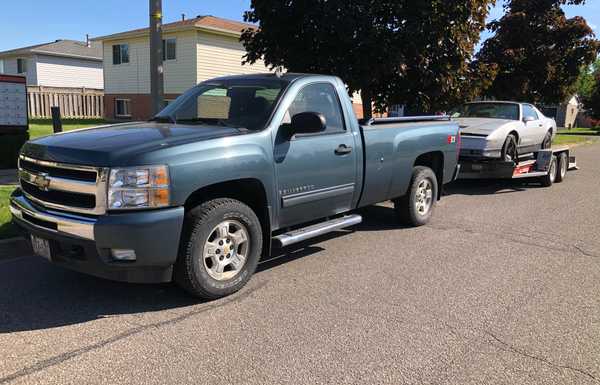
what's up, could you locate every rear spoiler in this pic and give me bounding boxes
[361,115,451,126]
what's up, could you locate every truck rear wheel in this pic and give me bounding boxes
[174,198,263,299]
[394,166,438,227]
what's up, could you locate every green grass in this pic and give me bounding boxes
[553,126,600,147]
[28,118,106,139]
[0,186,20,240]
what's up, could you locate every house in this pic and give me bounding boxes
[541,95,581,129]
[0,39,103,89]
[94,15,367,120]
[93,15,275,120]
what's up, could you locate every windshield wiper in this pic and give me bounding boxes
[150,115,176,124]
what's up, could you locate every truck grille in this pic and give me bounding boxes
[18,155,108,215]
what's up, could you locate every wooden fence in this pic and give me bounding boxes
[27,86,104,119]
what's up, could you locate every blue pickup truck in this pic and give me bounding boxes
[11,73,459,299]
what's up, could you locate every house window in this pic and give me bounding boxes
[0,59,4,74]
[17,58,27,74]
[162,38,176,61]
[112,44,130,65]
[115,99,131,117]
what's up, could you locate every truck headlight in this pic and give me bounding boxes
[108,166,170,209]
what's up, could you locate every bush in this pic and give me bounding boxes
[0,132,29,169]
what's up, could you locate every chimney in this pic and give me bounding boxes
[181,13,185,21]
[86,34,90,47]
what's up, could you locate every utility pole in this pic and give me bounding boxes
[150,0,164,115]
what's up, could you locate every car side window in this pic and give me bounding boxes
[285,83,345,134]
[523,105,539,121]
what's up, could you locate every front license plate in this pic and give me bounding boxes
[31,235,52,261]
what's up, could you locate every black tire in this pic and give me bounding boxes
[501,134,518,162]
[174,198,263,299]
[394,166,438,227]
[541,130,553,149]
[540,155,557,187]
[555,151,568,183]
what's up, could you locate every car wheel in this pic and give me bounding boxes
[555,152,568,183]
[540,155,557,187]
[394,166,438,227]
[501,134,518,162]
[541,131,553,149]
[174,198,263,299]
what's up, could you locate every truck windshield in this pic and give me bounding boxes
[452,103,519,120]
[154,78,288,130]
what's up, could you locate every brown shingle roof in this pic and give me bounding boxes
[0,39,102,60]
[93,15,255,41]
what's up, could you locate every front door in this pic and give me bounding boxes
[274,82,358,228]
[521,104,547,149]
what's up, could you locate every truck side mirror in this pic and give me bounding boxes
[291,112,326,134]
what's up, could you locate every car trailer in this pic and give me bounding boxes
[457,147,577,186]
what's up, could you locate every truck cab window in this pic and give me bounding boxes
[287,83,345,134]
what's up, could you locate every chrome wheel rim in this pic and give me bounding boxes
[202,220,249,281]
[560,156,567,178]
[549,158,557,182]
[415,179,433,215]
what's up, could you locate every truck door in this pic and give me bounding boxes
[274,82,358,228]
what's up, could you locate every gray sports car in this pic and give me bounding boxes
[453,101,557,161]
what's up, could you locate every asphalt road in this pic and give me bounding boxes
[2,144,600,385]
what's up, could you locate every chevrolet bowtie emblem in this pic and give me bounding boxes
[33,172,51,191]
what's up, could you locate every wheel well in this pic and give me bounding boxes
[509,130,519,144]
[184,179,271,256]
[414,151,444,199]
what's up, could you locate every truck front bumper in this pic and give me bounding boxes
[9,189,185,283]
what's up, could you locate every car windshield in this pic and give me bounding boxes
[451,103,520,120]
[154,78,288,131]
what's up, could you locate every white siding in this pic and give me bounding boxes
[103,31,197,95]
[196,31,270,83]
[35,54,103,89]
[0,55,37,85]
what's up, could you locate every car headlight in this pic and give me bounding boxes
[108,165,170,209]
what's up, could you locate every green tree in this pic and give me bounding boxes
[241,0,496,117]
[574,59,599,101]
[587,69,600,120]
[475,0,599,104]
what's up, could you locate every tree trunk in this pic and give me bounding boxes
[361,88,373,120]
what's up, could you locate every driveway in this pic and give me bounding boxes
[1,144,600,385]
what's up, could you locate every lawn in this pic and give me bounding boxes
[0,186,20,240]
[554,127,600,147]
[28,118,106,139]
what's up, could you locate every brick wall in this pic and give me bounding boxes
[104,93,181,121]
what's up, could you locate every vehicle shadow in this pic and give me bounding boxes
[443,179,537,196]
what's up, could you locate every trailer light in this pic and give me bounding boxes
[111,249,137,261]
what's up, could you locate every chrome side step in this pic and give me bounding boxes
[273,214,362,248]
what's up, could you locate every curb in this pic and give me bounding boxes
[0,236,32,261]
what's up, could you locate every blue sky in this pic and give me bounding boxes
[0,0,598,52]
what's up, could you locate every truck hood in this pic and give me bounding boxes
[457,118,514,137]
[21,122,244,166]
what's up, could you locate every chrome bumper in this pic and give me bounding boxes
[10,193,96,240]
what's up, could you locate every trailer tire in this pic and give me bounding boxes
[174,198,263,299]
[555,152,568,183]
[540,155,557,187]
[395,166,438,227]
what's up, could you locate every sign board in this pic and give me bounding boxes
[0,75,28,132]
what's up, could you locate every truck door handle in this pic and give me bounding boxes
[335,144,353,155]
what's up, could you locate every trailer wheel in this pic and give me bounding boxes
[555,152,568,183]
[394,166,438,227]
[174,198,263,299]
[540,155,557,187]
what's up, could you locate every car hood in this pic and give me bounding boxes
[457,118,515,137]
[21,121,245,166]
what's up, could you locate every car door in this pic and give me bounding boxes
[273,82,358,228]
[521,104,546,149]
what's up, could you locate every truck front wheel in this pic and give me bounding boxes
[394,166,438,227]
[174,198,263,299]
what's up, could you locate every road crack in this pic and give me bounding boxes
[484,330,598,382]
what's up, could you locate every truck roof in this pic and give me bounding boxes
[204,73,335,83]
